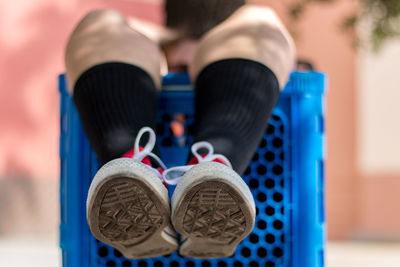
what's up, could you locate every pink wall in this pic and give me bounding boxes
[0,0,162,179]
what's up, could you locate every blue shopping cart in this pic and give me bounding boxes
[59,71,326,267]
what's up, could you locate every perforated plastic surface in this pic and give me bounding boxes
[59,72,326,267]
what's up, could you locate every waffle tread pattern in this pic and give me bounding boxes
[182,187,246,244]
[98,180,163,243]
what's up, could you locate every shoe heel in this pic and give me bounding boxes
[179,238,236,259]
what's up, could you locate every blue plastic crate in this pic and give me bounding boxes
[59,71,326,267]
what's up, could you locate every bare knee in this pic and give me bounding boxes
[65,8,162,92]
[66,9,127,53]
[190,5,296,88]
[74,9,126,33]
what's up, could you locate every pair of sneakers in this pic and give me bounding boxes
[86,127,256,259]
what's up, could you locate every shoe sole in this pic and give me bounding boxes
[86,158,178,259]
[171,162,256,259]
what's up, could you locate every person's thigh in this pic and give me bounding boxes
[190,5,295,89]
[65,9,162,92]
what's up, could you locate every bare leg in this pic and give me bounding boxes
[65,9,162,91]
[65,9,163,164]
[190,5,295,174]
[65,9,178,258]
[171,5,295,258]
[191,5,295,88]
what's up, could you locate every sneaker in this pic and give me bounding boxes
[86,127,178,259]
[164,142,256,259]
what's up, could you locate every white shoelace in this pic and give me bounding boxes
[163,141,232,185]
[130,127,167,182]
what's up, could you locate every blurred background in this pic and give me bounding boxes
[0,0,399,266]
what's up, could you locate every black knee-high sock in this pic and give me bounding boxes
[194,59,280,175]
[73,62,158,165]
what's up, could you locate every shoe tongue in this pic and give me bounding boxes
[121,148,152,167]
[188,154,228,166]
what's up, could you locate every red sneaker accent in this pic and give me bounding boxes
[188,154,229,166]
[122,148,151,166]
[157,167,168,188]
[122,149,167,188]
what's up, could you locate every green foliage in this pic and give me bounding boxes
[289,0,400,50]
